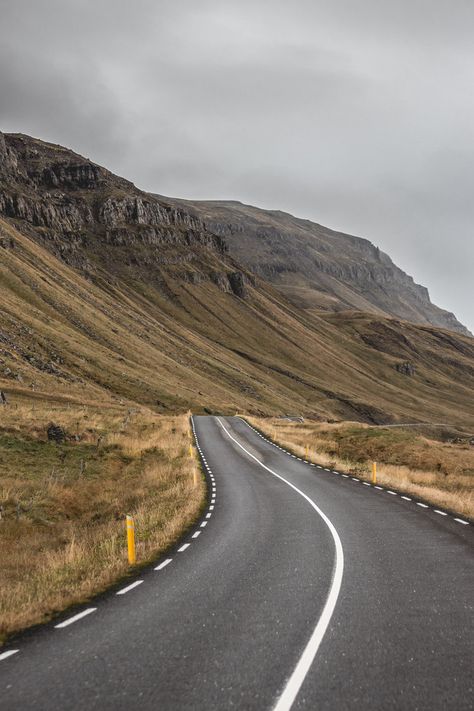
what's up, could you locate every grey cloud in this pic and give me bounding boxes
[0,0,472,330]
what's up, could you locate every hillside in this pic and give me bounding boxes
[1,131,473,427]
[161,198,471,337]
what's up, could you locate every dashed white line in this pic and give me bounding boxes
[192,531,201,538]
[205,513,212,519]
[374,486,383,490]
[454,518,469,525]
[178,543,191,552]
[416,503,429,508]
[155,558,172,571]
[209,505,214,510]
[401,496,412,501]
[434,510,447,516]
[55,608,97,626]
[387,491,397,496]
[116,581,143,596]
[200,521,208,527]
[0,650,19,661]
[351,477,359,481]
[342,474,349,478]
[362,482,371,486]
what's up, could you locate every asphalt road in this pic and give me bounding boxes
[0,416,472,710]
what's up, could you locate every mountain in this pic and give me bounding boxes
[159,198,470,337]
[1,131,473,427]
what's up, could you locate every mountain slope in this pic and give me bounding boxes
[1,131,473,427]
[161,198,470,337]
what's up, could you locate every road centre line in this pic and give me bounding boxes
[217,418,344,711]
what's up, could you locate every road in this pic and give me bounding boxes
[0,416,472,710]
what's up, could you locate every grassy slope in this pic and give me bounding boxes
[1,217,474,427]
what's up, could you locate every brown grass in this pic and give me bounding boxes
[248,417,474,520]
[0,398,205,643]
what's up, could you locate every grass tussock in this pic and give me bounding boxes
[0,398,204,643]
[248,417,474,520]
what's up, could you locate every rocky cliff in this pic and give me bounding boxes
[160,198,470,337]
[0,133,251,298]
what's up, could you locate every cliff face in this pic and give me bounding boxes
[0,133,253,297]
[161,198,471,337]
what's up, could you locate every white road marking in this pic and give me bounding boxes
[416,503,429,508]
[206,513,212,519]
[351,477,359,481]
[310,463,316,466]
[0,650,19,661]
[401,496,412,501]
[374,486,383,490]
[55,607,97,626]
[218,418,344,711]
[155,558,172,570]
[200,521,208,527]
[317,465,322,469]
[434,510,447,516]
[116,581,143,596]
[342,474,349,478]
[454,518,469,525]
[387,491,397,495]
[192,531,201,538]
[362,482,370,486]
[209,505,214,510]
[178,543,190,552]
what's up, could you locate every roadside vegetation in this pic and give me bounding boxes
[248,417,474,520]
[0,395,204,643]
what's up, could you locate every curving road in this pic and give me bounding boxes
[0,416,472,710]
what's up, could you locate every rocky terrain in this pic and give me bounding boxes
[162,198,470,336]
[1,131,473,426]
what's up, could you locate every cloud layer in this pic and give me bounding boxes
[1,0,472,329]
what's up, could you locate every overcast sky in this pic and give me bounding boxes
[1,0,473,331]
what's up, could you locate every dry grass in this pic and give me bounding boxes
[248,417,474,520]
[0,397,205,643]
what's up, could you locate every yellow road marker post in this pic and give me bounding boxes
[305,444,309,459]
[193,468,198,487]
[372,462,377,485]
[126,515,136,565]
[189,443,193,458]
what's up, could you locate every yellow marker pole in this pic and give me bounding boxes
[126,515,136,565]
[193,468,198,487]
[372,462,377,485]
[305,444,309,459]
[189,444,194,458]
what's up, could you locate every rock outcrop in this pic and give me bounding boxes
[160,198,471,337]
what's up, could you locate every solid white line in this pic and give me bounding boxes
[0,650,19,661]
[55,607,97,626]
[218,418,344,711]
[155,558,172,570]
[454,518,469,525]
[434,510,447,516]
[116,581,143,596]
[401,496,412,501]
[178,543,190,552]
[192,531,201,538]
[416,503,428,508]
